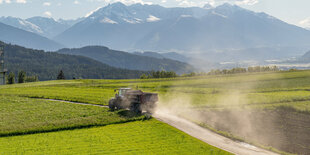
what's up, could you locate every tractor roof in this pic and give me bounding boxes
[126,90,143,95]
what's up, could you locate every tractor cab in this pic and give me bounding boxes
[115,88,131,97]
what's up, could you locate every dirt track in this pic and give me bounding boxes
[45,99,278,155]
[44,99,109,107]
[153,111,279,155]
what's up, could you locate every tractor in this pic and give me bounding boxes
[109,88,158,114]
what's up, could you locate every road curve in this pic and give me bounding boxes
[153,111,279,155]
[43,98,278,155]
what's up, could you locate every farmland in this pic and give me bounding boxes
[0,81,229,154]
[2,70,310,111]
[0,120,230,154]
[1,70,310,154]
[0,95,144,136]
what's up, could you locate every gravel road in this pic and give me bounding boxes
[153,111,279,155]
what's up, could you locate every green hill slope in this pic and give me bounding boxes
[1,42,145,80]
[57,46,194,74]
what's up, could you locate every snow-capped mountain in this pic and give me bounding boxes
[83,2,209,25]
[0,16,43,34]
[203,4,213,10]
[55,2,310,56]
[0,16,83,38]
[26,17,83,38]
[0,22,64,51]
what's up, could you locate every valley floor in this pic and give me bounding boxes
[1,70,310,154]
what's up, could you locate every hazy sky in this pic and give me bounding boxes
[0,0,309,28]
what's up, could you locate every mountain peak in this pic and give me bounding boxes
[216,3,240,9]
[203,3,213,9]
[214,3,244,16]
[107,2,127,8]
[27,16,56,22]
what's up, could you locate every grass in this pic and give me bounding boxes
[1,70,310,154]
[1,70,310,111]
[0,119,231,155]
[0,95,144,136]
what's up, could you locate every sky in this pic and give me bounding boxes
[0,0,310,28]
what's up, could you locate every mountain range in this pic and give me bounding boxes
[0,2,310,69]
[55,3,310,53]
[133,51,188,62]
[0,22,64,51]
[57,46,193,74]
[0,16,83,38]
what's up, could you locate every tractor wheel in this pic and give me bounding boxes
[109,99,116,111]
[135,104,142,114]
[115,100,121,110]
[130,103,142,114]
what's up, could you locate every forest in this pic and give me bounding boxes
[1,42,146,80]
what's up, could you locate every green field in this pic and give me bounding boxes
[2,70,310,111]
[0,120,230,154]
[1,70,310,154]
[0,95,143,136]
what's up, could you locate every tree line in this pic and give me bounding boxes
[6,70,39,84]
[141,66,280,79]
[6,69,73,84]
[140,71,177,79]
[207,66,280,75]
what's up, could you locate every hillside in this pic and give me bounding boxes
[57,46,194,74]
[0,22,64,51]
[1,42,145,80]
[134,51,189,62]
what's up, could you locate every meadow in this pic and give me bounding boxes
[0,70,310,154]
[0,119,230,154]
[0,95,144,136]
[1,70,310,112]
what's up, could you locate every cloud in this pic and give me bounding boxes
[178,0,197,7]
[299,17,310,29]
[235,0,258,5]
[102,0,152,5]
[177,0,212,7]
[44,11,52,17]
[16,0,26,3]
[43,2,51,6]
[174,0,258,7]
[0,0,28,4]
[74,0,80,4]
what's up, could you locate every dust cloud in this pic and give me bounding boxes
[153,74,310,154]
